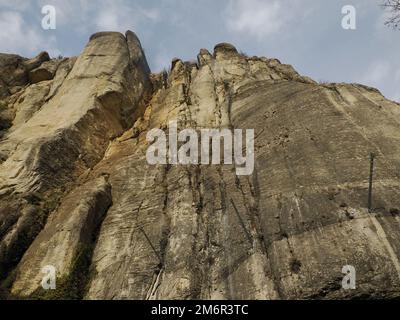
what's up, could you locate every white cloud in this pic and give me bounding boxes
[0,0,32,11]
[0,0,160,57]
[0,10,59,57]
[96,10,121,31]
[94,1,160,32]
[225,0,286,39]
[224,0,315,40]
[35,0,160,34]
[94,1,140,32]
[359,61,391,86]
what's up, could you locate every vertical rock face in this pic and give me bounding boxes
[0,31,151,289]
[1,31,400,300]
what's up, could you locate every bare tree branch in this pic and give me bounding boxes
[382,0,400,29]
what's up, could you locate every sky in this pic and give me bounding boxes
[0,0,399,102]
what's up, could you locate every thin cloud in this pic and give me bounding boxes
[0,10,59,57]
[224,0,315,40]
[359,61,391,86]
[0,0,398,102]
[225,0,286,39]
[31,0,161,35]
[94,1,160,32]
[0,0,32,11]
[0,0,160,56]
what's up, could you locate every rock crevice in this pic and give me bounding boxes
[1,32,400,300]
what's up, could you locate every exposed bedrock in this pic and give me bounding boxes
[1,32,400,300]
[0,31,151,284]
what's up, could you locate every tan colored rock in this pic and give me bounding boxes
[11,176,111,297]
[12,82,50,126]
[197,48,212,66]
[0,51,50,99]
[84,44,400,300]
[0,31,151,281]
[29,60,61,84]
[214,42,239,56]
[0,54,28,97]
[1,31,400,301]
[23,52,50,72]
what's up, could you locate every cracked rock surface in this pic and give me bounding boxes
[1,31,400,300]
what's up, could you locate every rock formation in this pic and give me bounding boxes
[1,31,400,300]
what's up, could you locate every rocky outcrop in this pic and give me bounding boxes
[0,52,51,137]
[29,60,61,84]
[0,31,151,291]
[0,52,50,98]
[1,31,400,300]
[11,176,112,298]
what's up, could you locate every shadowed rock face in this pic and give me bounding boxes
[1,31,400,300]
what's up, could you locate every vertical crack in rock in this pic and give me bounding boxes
[2,31,400,300]
[0,31,152,290]
[10,176,112,299]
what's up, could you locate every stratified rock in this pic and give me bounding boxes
[29,60,61,84]
[214,42,238,56]
[0,54,28,96]
[197,48,212,66]
[84,37,400,300]
[0,31,151,282]
[0,51,50,102]
[1,31,400,301]
[23,52,50,72]
[11,176,112,297]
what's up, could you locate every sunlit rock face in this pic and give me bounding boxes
[1,31,400,300]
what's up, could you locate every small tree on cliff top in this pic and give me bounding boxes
[382,0,400,29]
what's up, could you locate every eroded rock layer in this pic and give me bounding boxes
[1,32,400,300]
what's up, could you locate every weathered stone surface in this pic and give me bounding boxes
[1,34,400,300]
[84,42,400,300]
[214,43,238,56]
[0,31,151,285]
[29,60,61,84]
[11,176,111,297]
[23,52,50,72]
[0,51,52,139]
[0,54,28,92]
[0,52,50,96]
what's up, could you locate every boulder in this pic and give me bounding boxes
[29,60,61,84]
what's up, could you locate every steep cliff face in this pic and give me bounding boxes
[1,31,400,300]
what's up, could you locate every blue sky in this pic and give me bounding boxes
[0,0,399,102]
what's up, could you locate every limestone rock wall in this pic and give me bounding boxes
[1,32,400,300]
[0,31,151,288]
